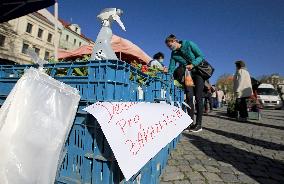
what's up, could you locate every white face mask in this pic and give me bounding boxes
[158,59,164,63]
[170,45,177,51]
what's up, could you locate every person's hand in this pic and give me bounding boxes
[163,67,168,73]
[186,64,193,70]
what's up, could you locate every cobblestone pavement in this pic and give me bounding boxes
[160,108,284,184]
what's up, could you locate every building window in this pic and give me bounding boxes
[79,42,81,46]
[0,34,5,47]
[34,47,40,55]
[75,27,78,33]
[22,43,29,54]
[74,39,76,45]
[37,28,43,38]
[44,51,50,60]
[66,35,69,41]
[47,33,52,42]
[26,23,33,33]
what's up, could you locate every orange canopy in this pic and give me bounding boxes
[58,35,152,64]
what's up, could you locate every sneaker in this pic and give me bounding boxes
[189,123,196,129]
[190,126,202,133]
[183,129,190,133]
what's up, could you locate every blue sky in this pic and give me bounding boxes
[50,0,284,83]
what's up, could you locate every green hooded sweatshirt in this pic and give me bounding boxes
[168,40,204,74]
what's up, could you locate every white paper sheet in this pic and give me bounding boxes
[84,102,192,180]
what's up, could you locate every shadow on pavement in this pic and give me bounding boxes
[206,113,234,121]
[203,127,284,151]
[183,133,284,184]
[262,116,284,121]
[263,113,284,119]
[206,112,284,131]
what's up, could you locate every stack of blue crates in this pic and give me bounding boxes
[0,60,185,184]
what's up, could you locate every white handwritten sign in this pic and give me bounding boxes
[83,102,192,181]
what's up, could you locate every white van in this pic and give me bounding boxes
[257,84,283,109]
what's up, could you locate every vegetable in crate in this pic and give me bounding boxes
[141,65,148,73]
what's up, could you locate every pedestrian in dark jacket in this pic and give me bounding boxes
[165,34,205,132]
[203,80,213,113]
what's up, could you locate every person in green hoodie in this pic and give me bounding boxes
[165,34,205,132]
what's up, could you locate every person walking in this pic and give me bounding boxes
[165,34,205,132]
[203,80,213,113]
[233,60,253,122]
[211,85,218,108]
[217,88,224,108]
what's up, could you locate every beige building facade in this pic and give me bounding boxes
[0,9,94,64]
[0,12,59,64]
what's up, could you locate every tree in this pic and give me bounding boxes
[257,74,284,88]
[257,75,270,83]
[216,73,234,100]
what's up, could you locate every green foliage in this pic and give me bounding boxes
[54,68,67,76]
[129,60,165,86]
[216,73,234,100]
[227,100,236,111]
[129,72,148,85]
[73,67,88,76]
[82,54,91,61]
[48,57,59,64]
[144,66,163,78]
[226,100,238,117]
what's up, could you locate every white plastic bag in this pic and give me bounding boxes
[184,68,194,87]
[0,68,80,184]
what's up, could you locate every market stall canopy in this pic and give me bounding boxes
[0,0,55,23]
[58,35,152,64]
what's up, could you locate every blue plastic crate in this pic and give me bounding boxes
[169,138,175,153]
[151,153,162,180]
[45,61,89,79]
[0,95,6,106]
[56,111,173,184]
[162,145,170,170]
[0,78,17,96]
[88,60,130,84]
[117,160,153,184]
[129,82,139,102]
[0,60,156,103]
[88,81,130,102]
[0,64,35,78]
[0,61,133,102]
[150,145,172,184]
[129,68,154,102]
[174,87,184,104]
[173,135,180,150]
[63,80,89,100]
[142,84,153,102]
[67,115,156,184]
[56,112,118,184]
[0,61,179,184]
[149,78,168,101]
[56,113,94,184]
[156,72,172,84]
[248,111,261,120]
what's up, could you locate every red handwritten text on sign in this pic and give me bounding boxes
[90,102,185,156]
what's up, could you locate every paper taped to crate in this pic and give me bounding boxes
[0,68,80,184]
[84,102,192,181]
